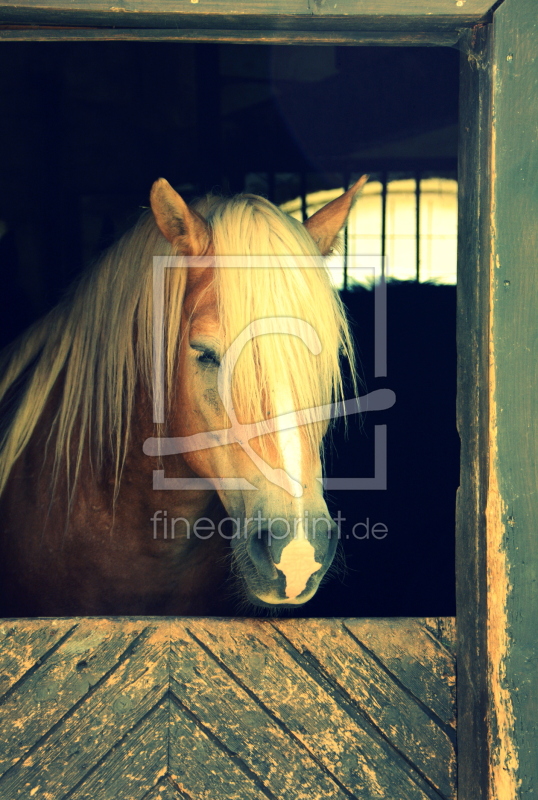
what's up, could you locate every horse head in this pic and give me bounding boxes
[149,176,366,608]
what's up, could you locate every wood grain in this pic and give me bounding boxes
[0,0,496,44]
[0,618,456,799]
[0,619,75,696]
[169,633,349,799]
[142,783,186,800]
[0,28,461,45]
[274,619,456,797]
[455,24,492,800]
[457,4,538,796]
[68,705,169,800]
[343,618,456,724]
[486,0,538,797]
[0,0,496,27]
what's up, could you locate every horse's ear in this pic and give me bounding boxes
[150,178,211,255]
[303,175,368,255]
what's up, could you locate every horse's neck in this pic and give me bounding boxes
[0,383,232,615]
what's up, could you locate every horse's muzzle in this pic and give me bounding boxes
[240,518,338,606]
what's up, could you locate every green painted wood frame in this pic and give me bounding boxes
[2,0,538,797]
[0,0,494,44]
[458,1,538,797]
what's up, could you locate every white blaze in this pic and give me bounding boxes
[276,385,304,506]
[273,385,321,598]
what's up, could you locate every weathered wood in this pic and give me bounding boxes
[485,0,538,797]
[0,0,499,44]
[0,619,75,695]
[169,630,350,799]
[68,705,169,800]
[169,700,273,800]
[0,0,497,30]
[0,619,155,774]
[273,619,456,796]
[143,783,185,800]
[0,621,169,797]
[0,618,456,799]
[343,618,456,725]
[177,618,455,799]
[456,23,492,800]
[0,27,461,45]
[188,621,440,798]
[458,2,538,797]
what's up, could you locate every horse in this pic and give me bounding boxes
[0,175,366,616]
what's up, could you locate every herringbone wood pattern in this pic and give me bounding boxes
[0,618,456,799]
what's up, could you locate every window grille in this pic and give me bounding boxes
[245,172,458,289]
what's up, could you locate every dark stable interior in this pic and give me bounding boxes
[0,42,459,617]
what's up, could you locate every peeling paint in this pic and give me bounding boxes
[0,618,456,797]
[487,138,520,798]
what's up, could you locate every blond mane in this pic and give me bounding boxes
[0,193,355,499]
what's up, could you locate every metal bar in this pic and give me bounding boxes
[300,173,307,223]
[381,172,388,280]
[343,172,349,292]
[415,171,421,282]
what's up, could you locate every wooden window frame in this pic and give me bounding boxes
[2,1,537,798]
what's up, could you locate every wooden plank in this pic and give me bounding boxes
[142,783,185,800]
[187,618,452,799]
[0,622,169,797]
[67,705,169,800]
[273,619,456,798]
[168,700,274,800]
[0,0,498,29]
[458,3,538,797]
[0,618,456,799]
[0,27,461,45]
[486,0,538,797]
[455,23,492,800]
[343,618,456,725]
[0,619,151,773]
[0,619,75,696]
[168,628,351,800]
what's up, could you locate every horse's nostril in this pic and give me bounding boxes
[246,529,278,580]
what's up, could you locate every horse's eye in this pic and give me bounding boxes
[197,349,220,367]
